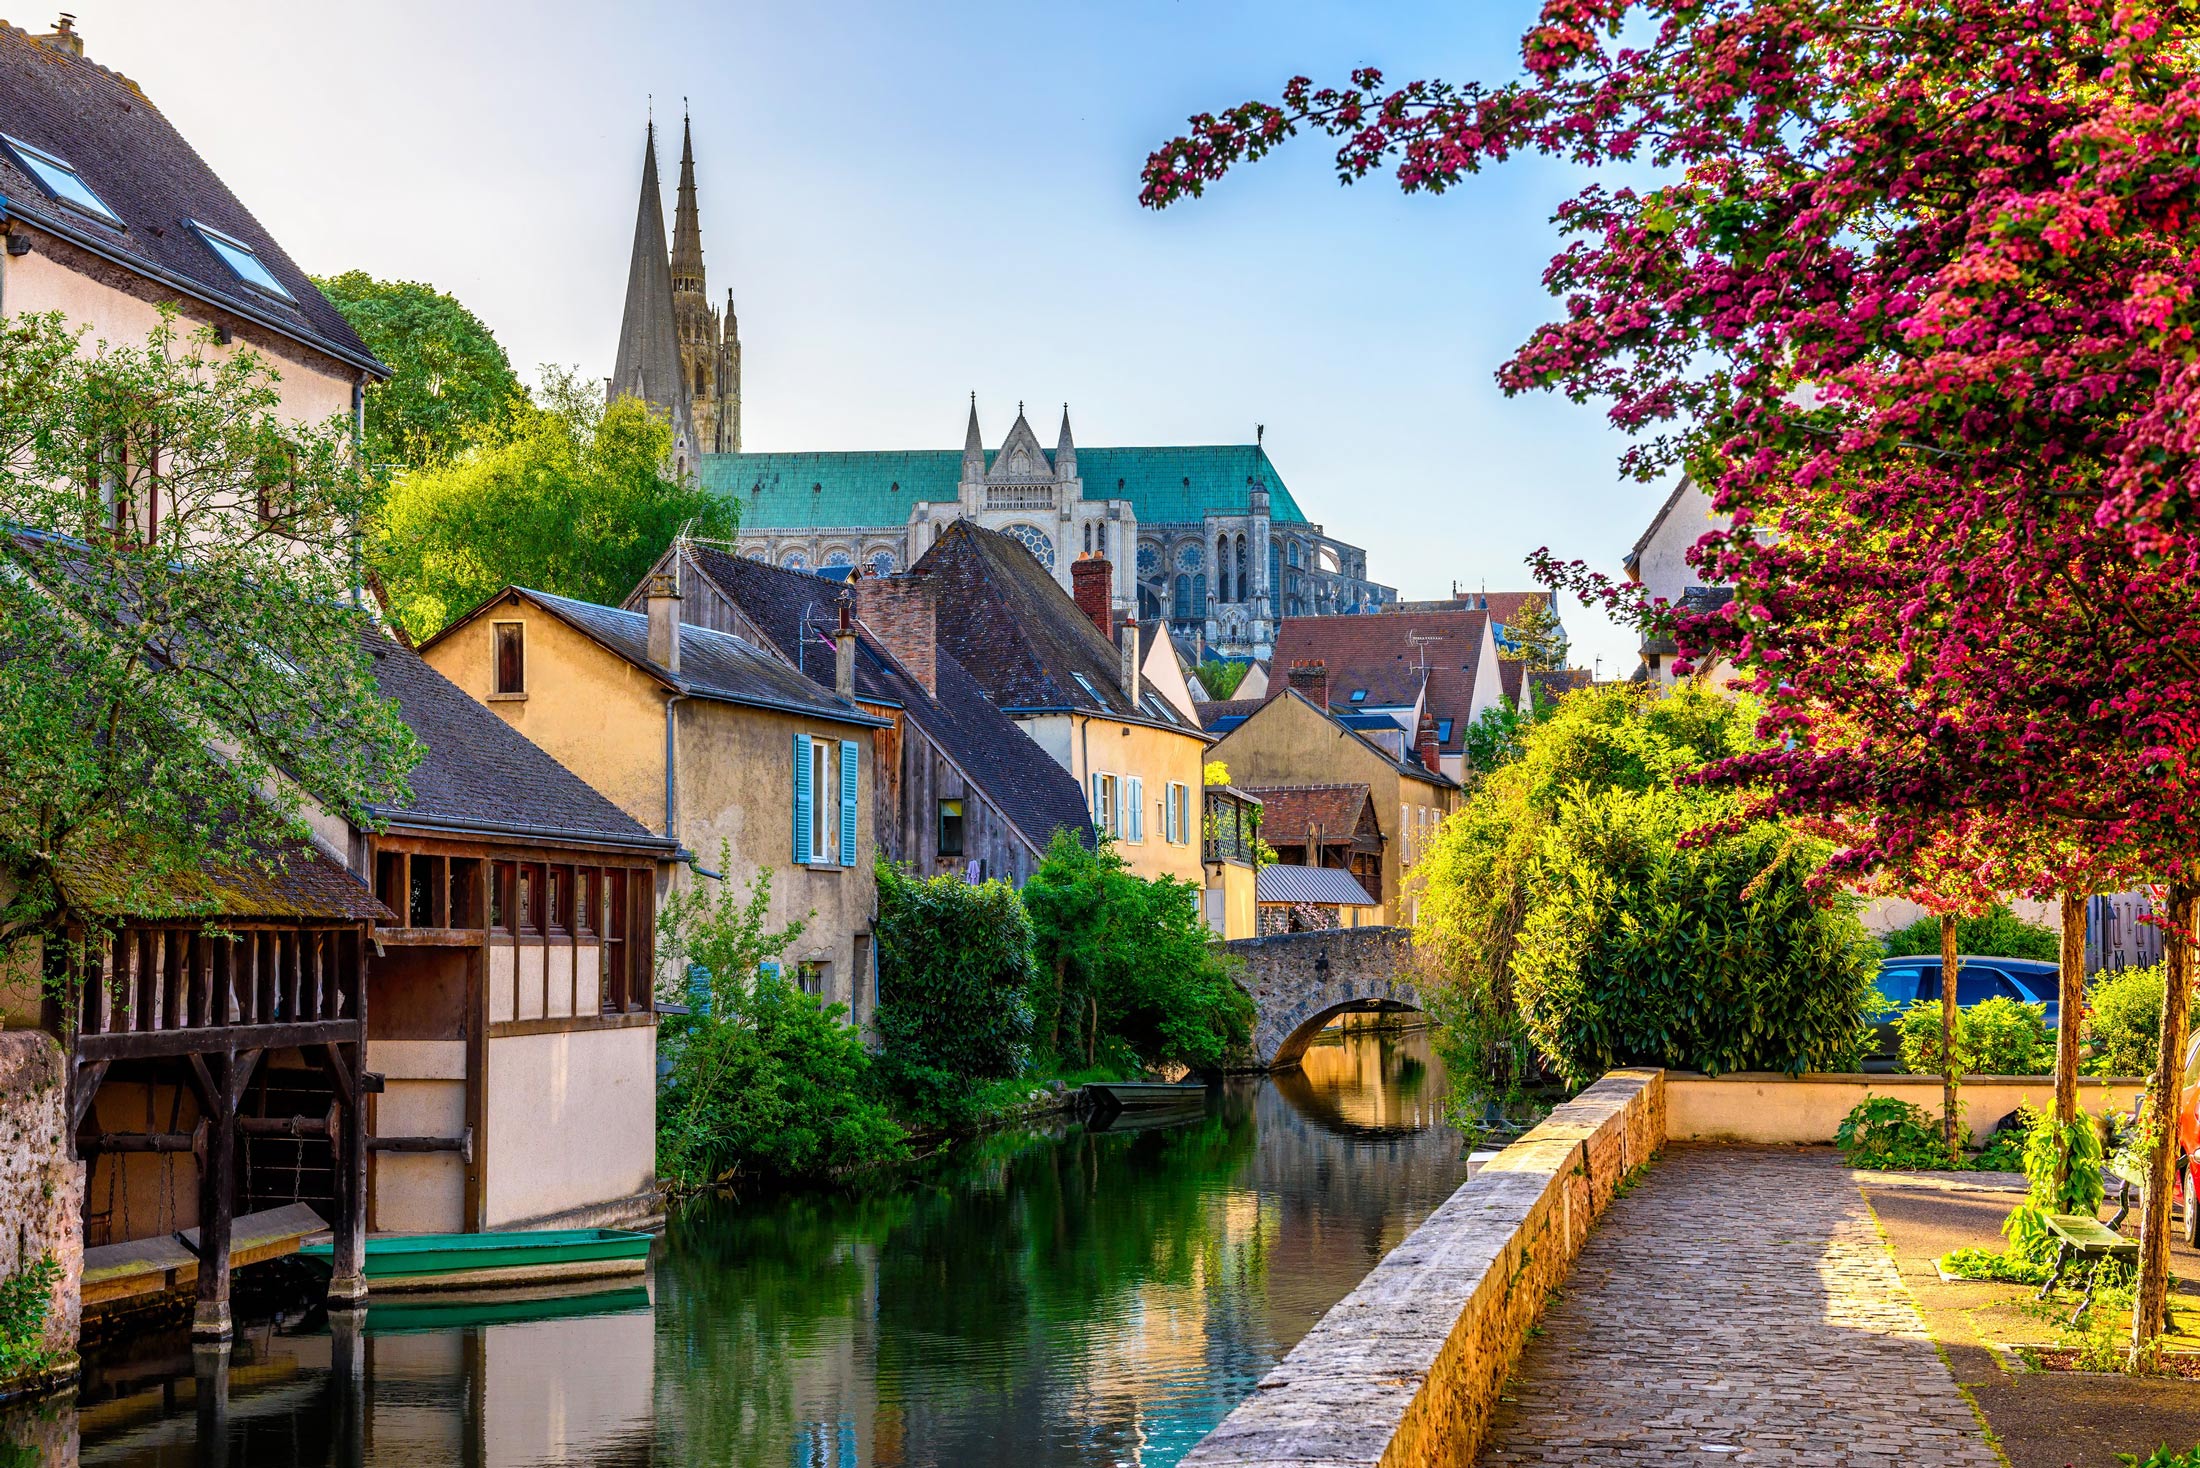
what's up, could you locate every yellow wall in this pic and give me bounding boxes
[1024,712,1207,885]
[366,1039,467,1234]
[483,1027,655,1228]
[1204,860,1258,940]
[422,597,882,1022]
[1207,694,1459,926]
[1667,1072,2145,1146]
[2,243,358,427]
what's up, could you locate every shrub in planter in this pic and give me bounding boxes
[1882,904,2059,962]
[1896,995,2052,1077]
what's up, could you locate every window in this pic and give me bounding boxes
[1071,672,1105,707]
[796,961,828,999]
[187,220,296,302]
[1349,689,1368,703]
[1090,772,1119,837]
[2,134,122,225]
[493,622,525,695]
[1163,782,1192,844]
[811,739,836,865]
[518,864,539,933]
[547,866,571,933]
[939,797,965,857]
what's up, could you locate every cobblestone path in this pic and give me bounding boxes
[1479,1145,2001,1467]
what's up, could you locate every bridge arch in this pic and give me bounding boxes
[1226,926,1422,1070]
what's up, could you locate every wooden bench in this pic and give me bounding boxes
[2037,1212,2138,1322]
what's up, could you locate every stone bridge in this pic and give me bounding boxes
[1227,926,1422,1070]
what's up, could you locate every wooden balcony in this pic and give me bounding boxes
[67,922,367,1062]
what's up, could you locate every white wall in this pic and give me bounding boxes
[483,1026,655,1227]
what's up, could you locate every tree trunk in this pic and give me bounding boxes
[2132,882,2194,1363]
[2054,890,2086,1190]
[1942,914,1961,1156]
[1047,955,1066,1056]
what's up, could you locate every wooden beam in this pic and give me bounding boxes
[326,1039,368,1309]
[68,1056,111,1145]
[192,1050,240,1341]
[78,1019,359,1063]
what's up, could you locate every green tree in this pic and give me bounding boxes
[1881,904,2059,962]
[873,863,1038,1126]
[1459,703,1532,779]
[314,271,521,474]
[0,311,418,958]
[1500,597,1569,672]
[370,366,737,638]
[653,853,906,1187]
[1195,659,1250,699]
[1023,832,1252,1073]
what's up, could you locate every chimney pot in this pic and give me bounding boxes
[1286,657,1328,710]
[1072,554,1113,642]
[645,571,682,674]
[1418,716,1442,775]
[855,573,938,698]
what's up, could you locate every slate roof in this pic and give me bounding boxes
[1499,658,1525,706]
[912,522,1202,734]
[508,588,885,728]
[0,24,382,376]
[1196,697,1267,732]
[1241,784,1379,849]
[671,546,1096,853]
[703,444,1310,530]
[1257,864,1377,907]
[362,629,674,850]
[1270,610,1492,756]
[1227,690,1458,791]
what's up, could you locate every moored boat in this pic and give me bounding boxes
[298,1228,653,1294]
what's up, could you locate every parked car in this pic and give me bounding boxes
[2177,1035,2200,1243]
[1867,955,2062,1069]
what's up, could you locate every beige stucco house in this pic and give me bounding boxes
[420,582,888,1022]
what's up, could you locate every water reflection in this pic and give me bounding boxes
[16,1025,1468,1468]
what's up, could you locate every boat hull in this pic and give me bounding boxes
[298,1228,653,1294]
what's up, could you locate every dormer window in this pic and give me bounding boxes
[2,134,122,226]
[188,220,294,303]
[1349,689,1368,703]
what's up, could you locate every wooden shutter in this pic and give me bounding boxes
[793,733,814,864]
[839,738,860,868]
[1126,777,1143,842]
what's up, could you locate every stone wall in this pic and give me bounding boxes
[1667,1070,2146,1145]
[1230,926,1419,1068]
[1181,1067,1665,1468]
[0,1030,84,1389]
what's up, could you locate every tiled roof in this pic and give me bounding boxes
[0,25,382,376]
[55,823,390,923]
[1241,784,1377,848]
[1527,667,1595,703]
[1270,610,1492,755]
[912,522,1201,735]
[363,630,673,849]
[674,546,1096,854]
[702,444,1310,530]
[1228,690,1458,791]
[1257,864,1377,907]
[1499,658,1525,705]
[1196,697,1267,731]
[514,588,885,728]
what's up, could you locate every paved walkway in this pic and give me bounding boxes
[1479,1145,2002,1467]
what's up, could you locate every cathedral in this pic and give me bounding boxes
[608,121,1390,659]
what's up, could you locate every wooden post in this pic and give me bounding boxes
[2134,883,2194,1361]
[191,1047,259,1341]
[192,1339,232,1468]
[2055,890,2087,1187]
[329,1306,366,1468]
[1941,913,1961,1155]
[326,1040,369,1310]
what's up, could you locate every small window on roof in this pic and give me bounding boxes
[1071,672,1104,706]
[188,220,294,302]
[2,134,122,226]
[1349,689,1367,702]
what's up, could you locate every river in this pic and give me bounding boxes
[10,1023,1471,1467]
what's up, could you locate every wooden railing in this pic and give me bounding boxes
[70,922,366,1059]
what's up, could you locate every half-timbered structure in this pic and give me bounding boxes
[623,542,1095,885]
[359,636,677,1233]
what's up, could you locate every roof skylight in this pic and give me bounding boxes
[2,133,122,226]
[1349,689,1367,702]
[188,220,294,302]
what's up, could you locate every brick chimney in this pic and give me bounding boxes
[1072,553,1112,642]
[833,600,857,700]
[856,573,937,698]
[1286,658,1328,709]
[645,571,682,674]
[1417,713,1443,774]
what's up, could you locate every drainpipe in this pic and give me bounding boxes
[350,373,367,609]
[663,695,683,840]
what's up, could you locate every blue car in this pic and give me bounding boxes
[1869,955,2062,1068]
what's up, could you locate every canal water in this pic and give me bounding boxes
[10,1023,1470,1468]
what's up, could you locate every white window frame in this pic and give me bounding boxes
[812,740,836,865]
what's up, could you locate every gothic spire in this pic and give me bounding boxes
[961,393,985,482]
[1054,403,1077,481]
[671,108,705,295]
[610,119,695,466]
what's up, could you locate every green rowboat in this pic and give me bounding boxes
[298,1228,653,1294]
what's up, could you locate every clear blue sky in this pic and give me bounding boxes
[74,0,1662,676]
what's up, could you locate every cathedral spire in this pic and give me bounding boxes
[671,108,705,296]
[1054,403,1077,482]
[611,118,695,469]
[961,393,985,484]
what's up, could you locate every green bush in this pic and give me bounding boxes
[1939,1246,2051,1284]
[1896,995,2052,1077]
[655,855,907,1188]
[1835,1095,1957,1169]
[1194,659,1251,699]
[1882,903,2059,961]
[2002,1102,2107,1264]
[1024,831,1252,1074]
[2121,1448,2200,1468]
[874,864,1038,1128]
[1510,783,1878,1084]
[0,1255,59,1380]
[2084,963,2184,1076]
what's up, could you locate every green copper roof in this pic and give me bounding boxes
[700,445,1310,531]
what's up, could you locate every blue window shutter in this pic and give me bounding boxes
[793,733,813,864]
[839,738,860,867]
[1127,777,1144,842]
[1090,773,1104,828]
